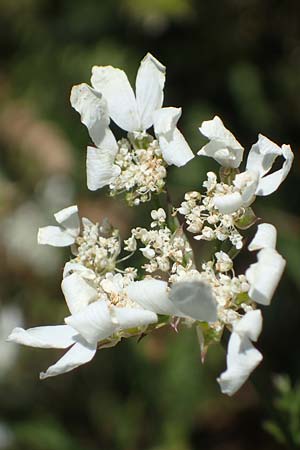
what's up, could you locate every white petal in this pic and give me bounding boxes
[217,332,263,396]
[136,53,166,130]
[170,281,217,322]
[65,300,117,345]
[70,83,110,147]
[40,339,97,379]
[153,107,194,167]
[86,145,121,191]
[233,171,259,205]
[126,279,180,316]
[63,262,95,280]
[246,248,286,305]
[37,226,76,247]
[256,144,294,196]
[246,134,282,177]
[91,66,140,132]
[213,192,243,214]
[54,205,80,238]
[233,310,262,342]
[248,223,277,251]
[111,306,158,330]
[198,116,243,168]
[61,273,98,315]
[7,325,77,349]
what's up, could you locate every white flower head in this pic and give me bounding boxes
[71,53,194,200]
[198,116,244,168]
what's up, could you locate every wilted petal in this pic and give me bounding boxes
[217,332,263,396]
[126,279,180,316]
[233,310,262,342]
[153,107,194,167]
[198,116,244,168]
[86,145,121,191]
[111,306,158,330]
[37,226,76,247]
[213,192,243,214]
[91,66,140,132]
[70,83,110,146]
[61,273,98,315]
[40,339,97,379]
[246,248,286,305]
[256,144,294,196]
[54,205,80,238]
[170,281,217,322]
[136,53,166,130]
[65,300,117,345]
[248,223,277,251]
[7,325,77,349]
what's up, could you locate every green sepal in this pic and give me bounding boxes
[235,207,258,230]
[196,322,223,363]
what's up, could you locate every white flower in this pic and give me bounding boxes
[201,126,294,215]
[126,278,218,323]
[71,53,194,192]
[198,116,244,168]
[7,273,157,379]
[217,309,263,396]
[37,205,80,247]
[246,223,285,305]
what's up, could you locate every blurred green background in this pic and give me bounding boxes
[1,0,300,449]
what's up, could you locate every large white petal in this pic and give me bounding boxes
[86,145,121,191]
[170,281,217,322]
[248,223,277,251]
[233,310,262,342]
[136,53,166,130]
[126,279,180,316]
[198,116,244,168]
[111,306,158,330]
[153,107,194,167]
[246,134,282,178]
[7,325,77,349]
[40,339,97,379]
[37,226,76,247]
[217,332,263,396]
[65,300,117,345]
[70,83,110,147]
[91,66,140,132]
[213,192,243,214]
[246,248,286,305]
[256,144,294,196]
[54,205,80,238]
[61,273,98,315]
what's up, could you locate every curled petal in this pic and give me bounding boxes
[111,306,158,330]
[246,248,286,305]
[198,116,244,168]
[126,279,180,316]
[7,325,77,349]
[170,281,217,322]
[136,53,166,130]
[40,339,97,379]
[86,145,121,191]
[61,273,98,315]
[233,310,262,342]
[213,192,243,214]
[91,66,140,132]
[37,226,76,247]
[153,107,194,167]
[248,223,277,251]
[70,83,110,147]
[54,205,80,238]
[217,332,263,396]
[65,300,117,345]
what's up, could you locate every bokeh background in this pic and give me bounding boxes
[1,0,300,449]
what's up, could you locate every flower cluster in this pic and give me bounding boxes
[8,54,294,396]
